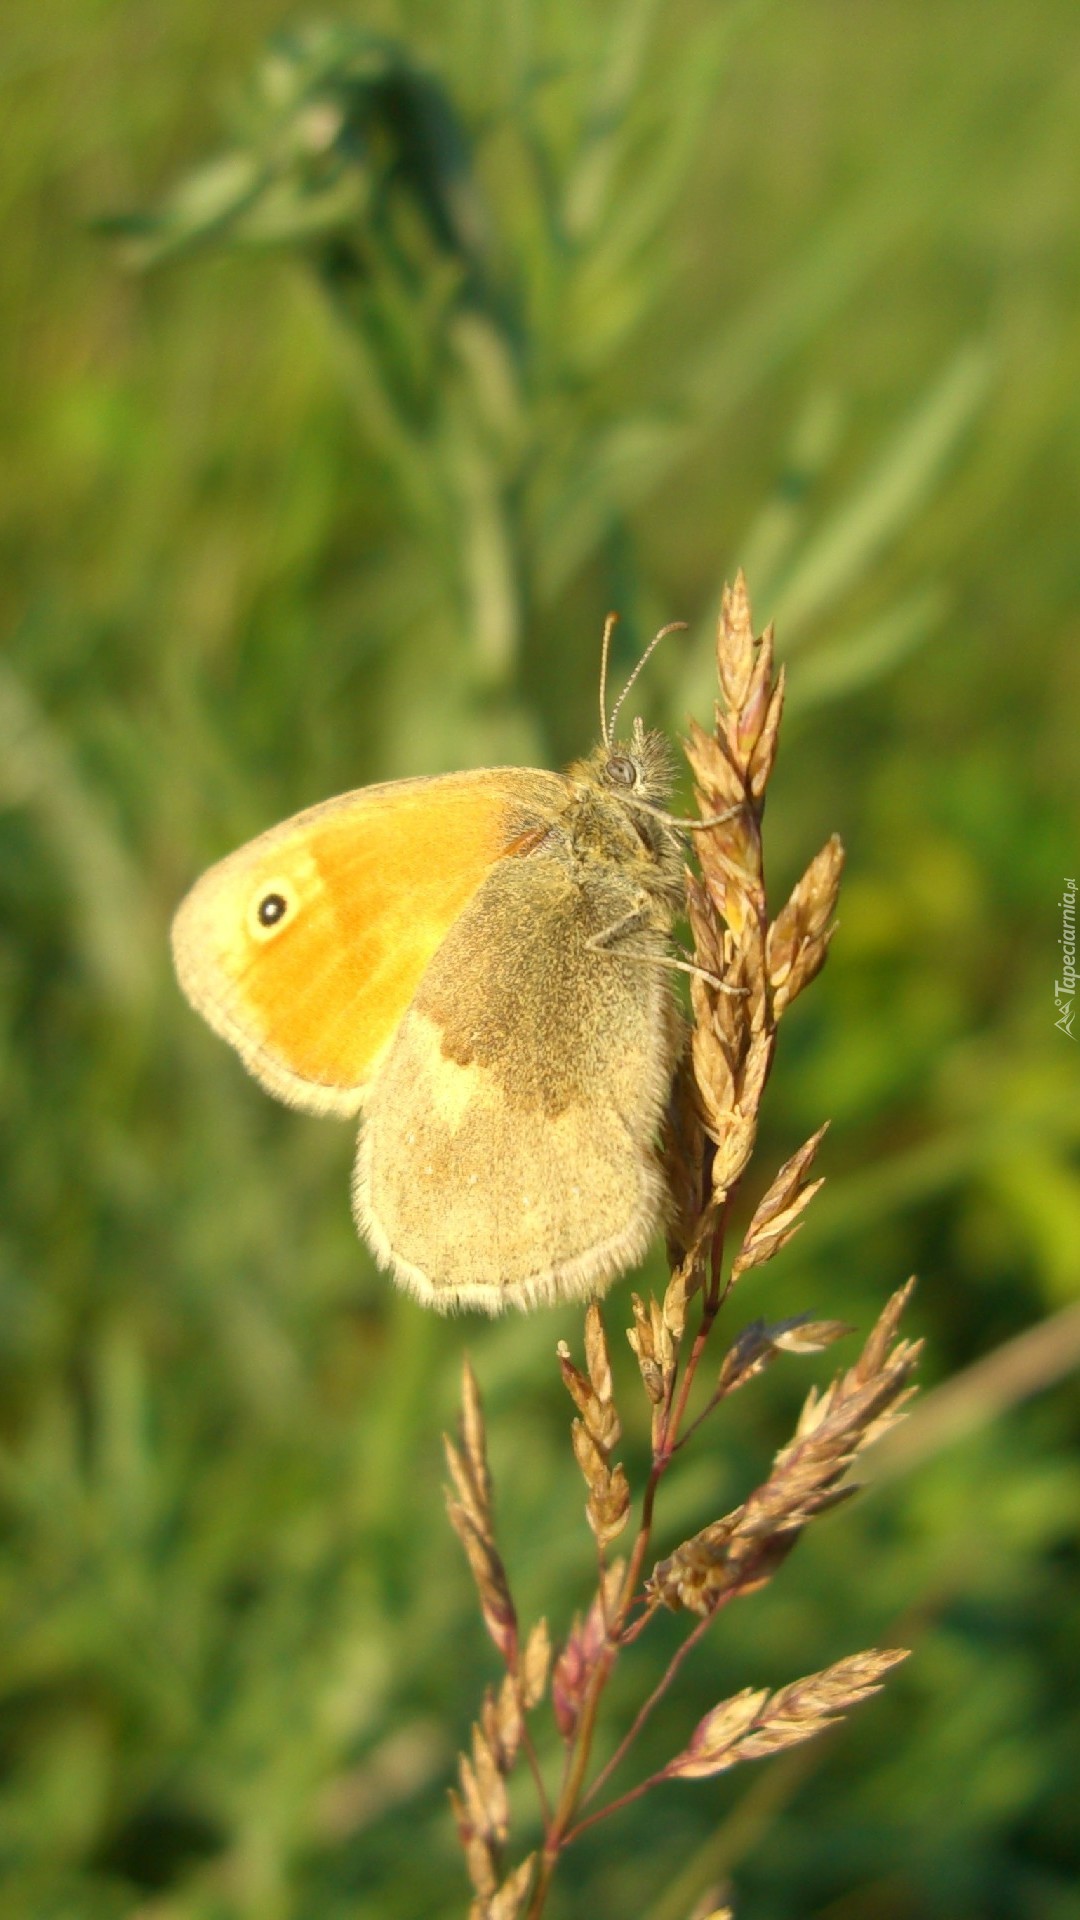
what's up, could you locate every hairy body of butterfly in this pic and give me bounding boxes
[172,728,684,1312]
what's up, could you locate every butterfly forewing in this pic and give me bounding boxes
[171,768,565,1115]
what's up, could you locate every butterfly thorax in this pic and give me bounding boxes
[560,733,683,918]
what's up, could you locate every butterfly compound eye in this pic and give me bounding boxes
[246,877,298,942]
[604,752,637,788]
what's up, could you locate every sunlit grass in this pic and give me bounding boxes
[1,1,1078,1915]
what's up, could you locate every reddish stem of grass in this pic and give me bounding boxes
[523,1217,729,1919]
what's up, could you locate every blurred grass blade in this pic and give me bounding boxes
[683,185,922,425]
[0,662,153,1008]
[735,390,848,603]
[98,150,265,266]
[787,587,946,715]
[564,2,764,352]
[443,403,522,682]
[540,188,945,604]
[565,17,741,372]
[676,391,846,717]
[867,1297,1080,1483]
[536,415,691,601]
[563,0,666,241]
[771,344,992,645]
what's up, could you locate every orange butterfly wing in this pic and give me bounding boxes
[171,768,565,1116]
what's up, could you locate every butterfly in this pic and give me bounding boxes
[172,622,691,1312]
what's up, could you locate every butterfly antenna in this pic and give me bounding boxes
[607,621,687,742]
[598,612,619,750]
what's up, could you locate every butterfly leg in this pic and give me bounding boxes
[586,899,743,993]
[585,896,655,952]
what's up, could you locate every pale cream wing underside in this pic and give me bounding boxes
[354,1010,667,1311]
[353,848,679,1310]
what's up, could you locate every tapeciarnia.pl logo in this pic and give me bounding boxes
[1055,877,1077,1038]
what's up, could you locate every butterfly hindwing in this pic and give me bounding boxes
[354,829,680,1309]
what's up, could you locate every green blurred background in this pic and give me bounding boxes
[2,1,1078,1915]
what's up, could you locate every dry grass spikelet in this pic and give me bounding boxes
[444,577,917,1920]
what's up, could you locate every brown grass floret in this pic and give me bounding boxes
[444,576,917,1920]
